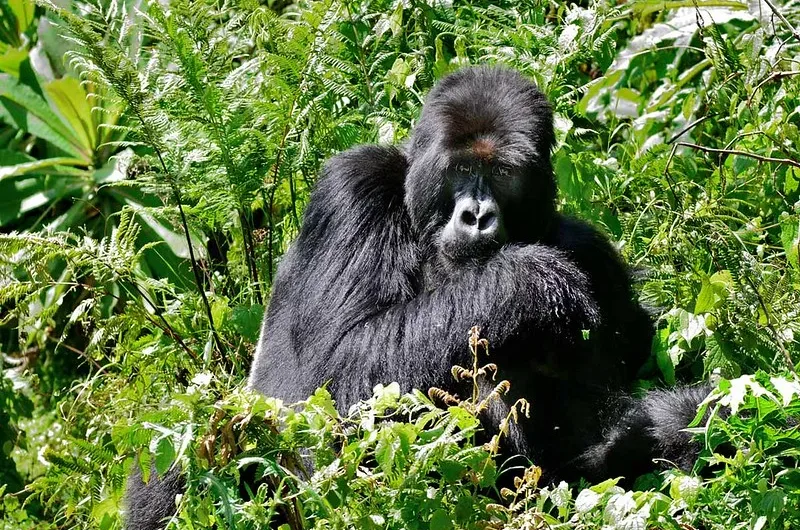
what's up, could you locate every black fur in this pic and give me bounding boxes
[124,67,711,529]
[124,465,184,530]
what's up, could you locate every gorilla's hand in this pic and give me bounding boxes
[495,244,601,334]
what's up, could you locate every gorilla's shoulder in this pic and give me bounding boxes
[549,215,622,260]
[550,215,611,247]
[299,145,413,251]
[318,144,407,198]
[548,214,632,287]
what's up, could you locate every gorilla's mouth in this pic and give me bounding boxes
[437,229,505,266]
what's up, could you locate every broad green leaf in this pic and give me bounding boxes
[429,509,453,530]
[90,496,118,529]
[9,0,34,33]
[669,475,701,504]
[154,436,176,475]
[0,152,86,226]
[438,459,466,483]
[0,74,88,160]
[0,156,85,180]
[784,167,799,195]
[388,1,403,38]
[590,477,622,493]
[45,77,97,151]
[447,405,478,430]
[703,335,740,378]
[210,297,229,328]
[780,215,799,271]
[682,91,695,120]
[694,270,733,313]
[374,428,395,475]
[229,304,264,342]
[648,59,711,111]
[0,47,27,76]
[454,495,473,523]
[0,148,32,165]
[653,328,675,385]
[753,489,785,519]
[577,70,624,117]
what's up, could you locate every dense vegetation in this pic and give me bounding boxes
[1,0,799,528]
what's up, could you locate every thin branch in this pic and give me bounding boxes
[48,336,102,371]
[763,0,800,42]
[133,283,199,363]
[151,145,226,362]
[676,142,800,169]
[662,143,683,207]
[747,70,800,107]
[667,116,710,144]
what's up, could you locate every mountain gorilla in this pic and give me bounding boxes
[125,66,709,530]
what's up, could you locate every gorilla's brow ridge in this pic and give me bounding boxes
[471,138,496,160]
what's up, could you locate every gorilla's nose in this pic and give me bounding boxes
[454,196,500,240]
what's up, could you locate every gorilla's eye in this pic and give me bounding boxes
[494,164,511,178]
[456,163,471,174]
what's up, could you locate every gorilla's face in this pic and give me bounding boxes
[403,67,557,274]
[439,162,506,263]
[437,156,535,265]
[406,133,550,273]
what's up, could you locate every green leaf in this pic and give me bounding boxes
[454,495,473,523]
[785,167,799,195]
[229,304,264,342]
[154,436,176,475]
[429,509,453,530]
[8,0,34,34]
[703,334,740,378]
[45,77,96,151]
[210,297,229,328]
[0,156,85,180]
[374,427,395,475]
[752,488,785,519]
[439,459,466,483]
[633,0,747,18]
[590,476,621,493]
[0,174,86,226]
[388,1,403,38]
[669,475,701,504]
[780,215,799,271]
[0,47,27,76]
[447,405,479,430]
[694,270,733,313]
[0,74,88,160]
[653,328,675,385]
[307,388,338,417]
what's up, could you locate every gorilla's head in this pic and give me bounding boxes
[404,67,556,271]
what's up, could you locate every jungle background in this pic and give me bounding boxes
[1,0,800,528]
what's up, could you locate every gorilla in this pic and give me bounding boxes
[125,66,709,530]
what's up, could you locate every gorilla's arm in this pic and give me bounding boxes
[546,218,709,480]
[124,465,184,530]
[549,215,654,376]
[249,145,600,408]
[577,386,712,481]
